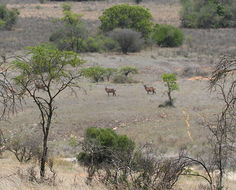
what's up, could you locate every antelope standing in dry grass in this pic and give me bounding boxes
[105,87,116,96]
[144,85,156,94]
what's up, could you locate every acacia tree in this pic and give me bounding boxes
[162,73,179,106]
[12,44,84,178]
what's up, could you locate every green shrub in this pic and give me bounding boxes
[0,4,19,30]
[180,0,236,28]
[99,4,153,38]
[77,127,135,166]
[152,24,184,47]
[119,66,138,77]
[50,9,119,53]
[109,28,144,54]
[83,35,119,53]
[49,10,87,52]
[81,66,107,82]
[103,68,117,81]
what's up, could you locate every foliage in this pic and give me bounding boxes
[49,9,87,52]
[109,28,144,54]
[152,24,184,47]
[180,0,236,28]
[161,73,178,106]
[50,9,118,53]
[77,127,135,176]
[119,66,138,77]
[78,129,187,189]
[99,4,153,38]
[103,68,117,81]
[62,2,71,11]
[0,4,19,30]
[82,35,119,53]
[81,66,107,82]
[12,44,84,178]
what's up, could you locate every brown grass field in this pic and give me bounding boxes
[1,0,236,189]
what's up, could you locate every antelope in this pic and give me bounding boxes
[144,85,156,94]
[105,87,116,96]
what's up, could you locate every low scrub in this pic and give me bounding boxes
[112,75,137,84]
[152,24,184,47]
[180,0,236,28]
[77,127,187,189]
[109,28,144,54]
[0,4,19,30]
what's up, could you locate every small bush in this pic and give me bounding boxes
[119,66,138,77]
[152,24,184,47]
[77,127,135,167]
[180,0,236,28]
[0,4,19,30]
[83,35,119,53]
[112,75,137,84]
[99,4,153,38]
[5,126,41,162]
[103,68,117,81]
[49,9,88,52]
[81,66,107,82]
[109,28,144,54]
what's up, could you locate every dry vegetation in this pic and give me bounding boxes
[1,0,236,189]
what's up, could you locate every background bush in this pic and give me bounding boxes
[99,4,153,38]
[151,24,184,47]
[0,4,19,30]
[180,0,236,28]
[109,28,144,54]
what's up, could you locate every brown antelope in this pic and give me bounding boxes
[105,87,116,96]
[144,85,156,94]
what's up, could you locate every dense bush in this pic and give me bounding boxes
[82,35,119,53]
[180,0,236,28]
[77,127,135,168]
[99,4,153,38]
[49,9,87,52]
[81,66,107,82]
[152,24,184,47]
[109,28,144,54]
[0,4,19,30]
[50,8,118,53]
[78,128,186,189]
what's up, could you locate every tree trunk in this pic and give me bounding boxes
[167,88,173,106]
[40,131,49,178]
[40,114,52,178]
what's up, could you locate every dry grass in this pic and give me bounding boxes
[1,154,236,190]
[0,155,106,190]
[1,0,236,189]
[8,1,181,26]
